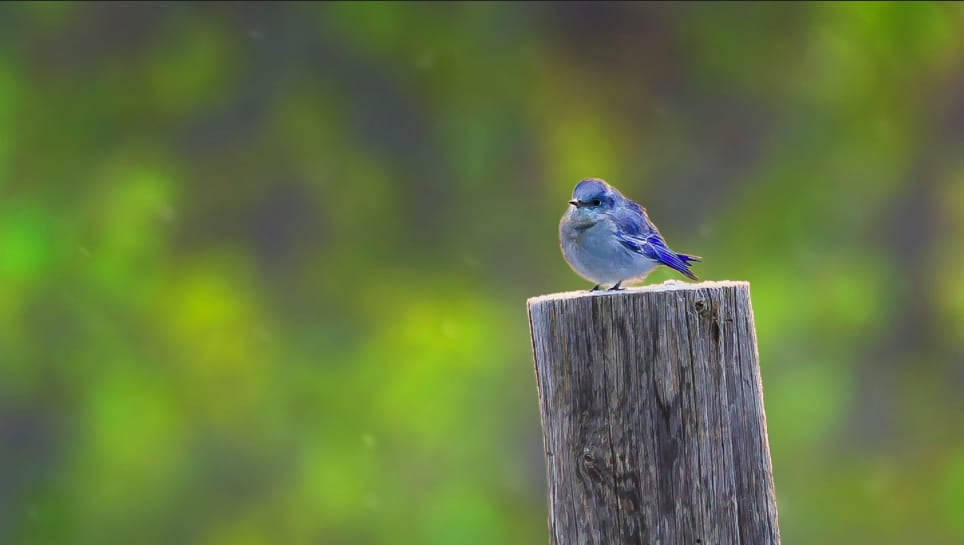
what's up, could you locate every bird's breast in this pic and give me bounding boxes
[559,212,596,241]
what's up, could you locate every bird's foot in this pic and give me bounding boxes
[607,281,624,291]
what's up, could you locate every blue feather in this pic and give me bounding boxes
[617,231,701,280]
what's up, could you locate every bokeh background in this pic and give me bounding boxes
[1,2,963,544]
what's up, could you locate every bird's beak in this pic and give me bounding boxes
[568,200,578,206]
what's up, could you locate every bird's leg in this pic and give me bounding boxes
[608,281,624,291]
[589,284,602,292]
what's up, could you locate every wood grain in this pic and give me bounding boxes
[527,281,780,545]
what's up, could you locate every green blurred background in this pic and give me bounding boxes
[1,2,963,544]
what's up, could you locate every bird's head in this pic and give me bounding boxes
[568,178,620,213]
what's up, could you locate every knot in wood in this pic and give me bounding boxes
[582,447,594,467]
[578,444,611,483]
[693,298,713,317]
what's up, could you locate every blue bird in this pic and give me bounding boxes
[559,178,701,291]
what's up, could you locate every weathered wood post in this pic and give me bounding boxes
[527,281,780,545]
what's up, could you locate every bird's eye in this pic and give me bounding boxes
[591,199,601,206]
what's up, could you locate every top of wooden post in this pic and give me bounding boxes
[527,279,750,307]
[526,276,778,545]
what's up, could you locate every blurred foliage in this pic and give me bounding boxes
[0,2,963,544]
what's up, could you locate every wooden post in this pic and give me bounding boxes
[527,281,780,545]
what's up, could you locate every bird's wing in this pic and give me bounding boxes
[614,210,699,280]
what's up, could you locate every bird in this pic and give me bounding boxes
[559,178,701,291]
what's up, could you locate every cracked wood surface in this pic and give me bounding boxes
[527,281,780,545]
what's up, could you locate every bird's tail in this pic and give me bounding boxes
[675,253,702,281]
[678,253,702,264]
